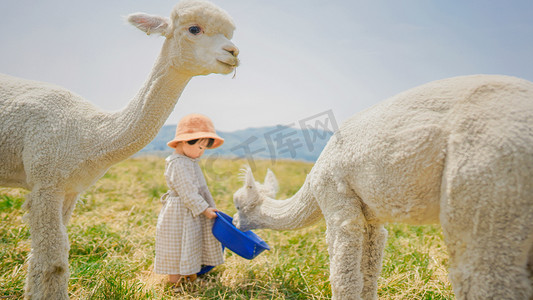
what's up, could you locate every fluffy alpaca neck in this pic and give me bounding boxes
[258,178,323,230]
[96,41,191,164]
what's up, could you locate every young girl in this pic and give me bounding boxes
[154,113,225,284]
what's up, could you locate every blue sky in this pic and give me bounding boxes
[1,0,532,131]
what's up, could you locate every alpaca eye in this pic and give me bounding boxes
[188,26,202,35]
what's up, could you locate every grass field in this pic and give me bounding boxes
[0,156,454,299]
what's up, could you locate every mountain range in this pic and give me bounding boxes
[137,124,334,163]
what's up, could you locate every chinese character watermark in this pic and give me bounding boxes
[299,110,339,152]
[202,109,338,182]
[264,124,304,163]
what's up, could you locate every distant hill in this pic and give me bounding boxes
[137,125,334,163]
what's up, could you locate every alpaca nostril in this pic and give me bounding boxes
[224,45,239,57]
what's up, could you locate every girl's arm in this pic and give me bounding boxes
[167,160,209,217]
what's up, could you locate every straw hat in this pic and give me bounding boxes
[167,114,224,149]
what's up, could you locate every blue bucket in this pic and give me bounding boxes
[197,245,225,275]
[212,211,270,260]
[197,265,214,275]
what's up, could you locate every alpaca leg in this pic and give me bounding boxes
[529,247,533,300]
[441,181,533,299]
[360,224,388,300]
[441,133,533,299]
[25,186,70,300]
[444,231,533,300]
[62,193,79,225]
[323,197,367,300]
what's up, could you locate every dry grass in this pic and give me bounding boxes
[0,156,454,299]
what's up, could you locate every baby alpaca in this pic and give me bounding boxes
[233,75,533,300]
[0,0,238,299]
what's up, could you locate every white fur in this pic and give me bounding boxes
[233,75,533,300]
[0,1,238,299]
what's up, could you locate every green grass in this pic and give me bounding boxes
[0,157,454,299]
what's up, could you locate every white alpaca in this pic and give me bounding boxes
[233,75,533,300]
[0,1,238,298]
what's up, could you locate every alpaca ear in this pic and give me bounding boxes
[127,13,171,36]
[244,167,257,190]
[264,169,279,196]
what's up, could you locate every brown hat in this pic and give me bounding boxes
[167,114,224,149]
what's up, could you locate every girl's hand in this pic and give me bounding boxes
[202,207,219,219]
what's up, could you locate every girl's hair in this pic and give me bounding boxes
[187,138,215,148]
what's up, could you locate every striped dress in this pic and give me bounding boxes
[154,153,224,275]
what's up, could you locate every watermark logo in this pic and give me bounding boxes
[299,110,339,152]
[202,110,338,181]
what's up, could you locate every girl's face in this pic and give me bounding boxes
[177,139,210,159]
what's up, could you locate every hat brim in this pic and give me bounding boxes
[167,132,224,149]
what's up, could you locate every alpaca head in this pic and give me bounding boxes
[232,167,279,231]
[128,0,239,76]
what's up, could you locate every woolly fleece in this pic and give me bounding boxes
[0,0,238,299]
[233,74,533,300]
